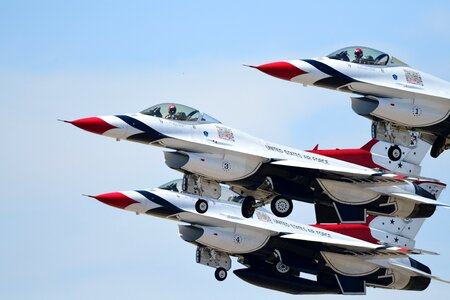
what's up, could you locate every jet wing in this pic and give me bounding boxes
[270,159,376,177]
[280,232,430,255]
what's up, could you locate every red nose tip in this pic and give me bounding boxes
[89,192,139,209]
[69,117,117,135]
[255,61,307,81]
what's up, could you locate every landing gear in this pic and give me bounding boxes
[275,261,290,274]
[271,197,293,218]
[241,196,256,218]
[387,145,402,161]
[431,136,446,158]
[196,247,231,281]
[214,267,227,281]
[195,199,208,214]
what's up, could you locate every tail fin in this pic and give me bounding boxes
[367,216,425,248]
[308,138,430,176]
[313,215,426,249]
[362,138,430,176]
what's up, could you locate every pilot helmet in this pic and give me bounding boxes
[168,104,177,115]
[354,47,363,58]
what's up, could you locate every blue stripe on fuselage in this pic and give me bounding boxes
[115,115,167,143]
[136,190,183,217]
[303,59,358,89]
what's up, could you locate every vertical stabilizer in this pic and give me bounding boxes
[308,138,430,176]
[313,215,428,249]
[364,138,430,176]
[367,216,425,248]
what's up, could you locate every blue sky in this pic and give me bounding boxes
[1,1,450,299]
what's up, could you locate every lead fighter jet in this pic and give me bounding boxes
[87,179,450,295]
[64,103,448,222]
[252,46,450,157]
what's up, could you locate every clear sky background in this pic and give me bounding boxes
[1,1,450,299]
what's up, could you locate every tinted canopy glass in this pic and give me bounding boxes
[327,46,408,66]
[158,179,244,203]
[141,103,221,123]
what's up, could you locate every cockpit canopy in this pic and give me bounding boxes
[327,46,408,66]
[158,179,244,203]
[141,103,221,123]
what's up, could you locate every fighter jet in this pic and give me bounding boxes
[251,46,450,158]
[64,102,448,222]
[87,179,450,295]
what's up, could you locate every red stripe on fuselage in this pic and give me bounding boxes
[307,148,386,170]
[312,224,379,244]
[312,216,379,244]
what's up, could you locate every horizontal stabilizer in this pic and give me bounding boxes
[389,262,450,284]
[391,192,450,207]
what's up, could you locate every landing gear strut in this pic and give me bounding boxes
[196,247,231,281]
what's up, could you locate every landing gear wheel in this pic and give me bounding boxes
[214,267,227,281]
[271,197,293,218]
[388,145,402,161]
[241,196,256,218]
[195,199,208,214]
[431,136,446,158]
[275,261,290,274]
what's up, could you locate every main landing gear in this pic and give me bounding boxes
[241,196,293,218]
[387,145,402,161]
[195,199,208,214]
[430,136,446,158]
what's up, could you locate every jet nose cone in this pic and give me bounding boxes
[88,192,139,209]
[68,117,117,135]
[255,61,307,81]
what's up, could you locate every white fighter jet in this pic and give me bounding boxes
[87,179,450,295]
[251,46,450,157]
[64,102,448,222]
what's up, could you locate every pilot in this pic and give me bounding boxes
[166,104,177,119]
[353,48,363,63]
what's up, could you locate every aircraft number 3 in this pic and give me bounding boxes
[222,161,231,171]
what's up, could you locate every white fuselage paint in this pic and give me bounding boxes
[117,187,416,289]
[92,112,444,217]
[288,57,450,128]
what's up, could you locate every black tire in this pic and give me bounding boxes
[214,267,227,281]
[241,196,256,218]
[195,199,208,214]
[387,145,402,161]
[275,261,290,274]
[430,136,445,158]
[271,197,293,218]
